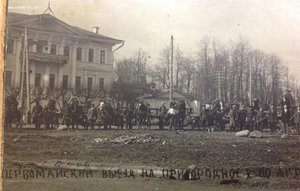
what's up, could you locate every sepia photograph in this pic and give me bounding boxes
[2,0,300,190]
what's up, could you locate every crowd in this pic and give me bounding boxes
[4,93,300,134]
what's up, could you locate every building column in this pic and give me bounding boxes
[84,70,88,90]
[57,42,65,87]
[14,39,22,87]
[70,46,77,88]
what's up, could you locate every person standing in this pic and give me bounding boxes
[256,107,266,133]
[293,105,300,135]
[138,101,147,130]
[169,98,177,109]
[114,103,124,130]
[158,102,167,130]
[245,105,254,131]
[87,104,97,130]
[229,105,238,132]
[124,104,134,130]
[177,100,186,131]
[268,105,277,133]
[199,105,208,131]
[281,105,290,134]
[168,105,176,131]
[32,101,43,129]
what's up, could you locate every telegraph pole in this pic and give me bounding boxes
[19,28,26,109]
[169,35,174,103]
[249,59,252,105]
[25,27,31,122]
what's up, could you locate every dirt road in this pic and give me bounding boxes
[3,128,300,190]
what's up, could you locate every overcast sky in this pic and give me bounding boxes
[8,0,300,82]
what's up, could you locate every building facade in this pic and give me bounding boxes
[5,12,123,94]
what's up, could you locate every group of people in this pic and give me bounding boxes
[5,93,300,134]
[196,97,300,134]
[30,98,155,130]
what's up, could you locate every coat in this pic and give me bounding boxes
[229,109,237,127]
[281,109,290,124]
[256,110,266,123]
[199,109,208,121]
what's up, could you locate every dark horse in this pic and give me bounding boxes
[5,95,22,129]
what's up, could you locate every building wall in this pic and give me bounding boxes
[5,28,115,93]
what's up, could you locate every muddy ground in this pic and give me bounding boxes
[3,126,300,191]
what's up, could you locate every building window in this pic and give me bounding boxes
[64,46,70,57]
[76,47,82,61]
[37,42,43,53]
[88,49,94,62]
[7,39,14,54]
[5,71,12,86]
[87,77,93,93]
[99,78,104,91]
[100,50,105,64]
[50,44,56,55]
[75,76,81,91]
[35,73,41,88]
[49,74,55,89]
[62,75,68,89]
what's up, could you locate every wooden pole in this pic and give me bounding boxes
[169,36,174,104]
[25,27,31,121]
[249,52,253,105]
[19,28,26,109]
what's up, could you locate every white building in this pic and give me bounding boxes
[5,12,124,94]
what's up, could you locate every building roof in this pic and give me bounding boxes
[7,12,123,45]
